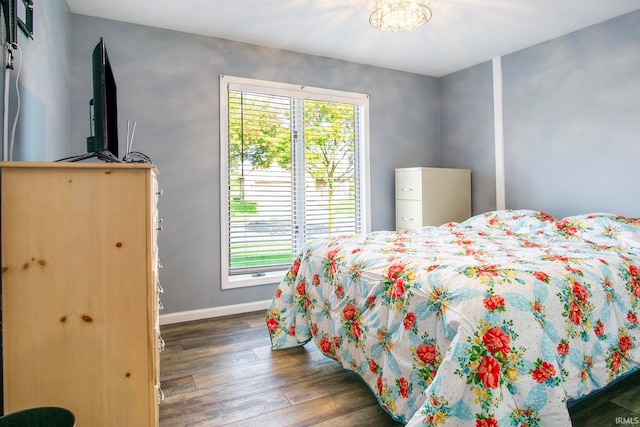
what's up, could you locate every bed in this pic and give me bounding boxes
[266,210,640,426]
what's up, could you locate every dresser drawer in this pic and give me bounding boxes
[396,199,423,230]
[395,169,422,200]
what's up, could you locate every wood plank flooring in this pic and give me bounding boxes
[159,310,640,427]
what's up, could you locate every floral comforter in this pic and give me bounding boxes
[266,210,640,426]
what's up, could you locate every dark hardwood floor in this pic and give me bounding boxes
[159,311,640,427]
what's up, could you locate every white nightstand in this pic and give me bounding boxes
[395,167,471,230]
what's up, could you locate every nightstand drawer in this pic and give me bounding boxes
[396,199,423,230]
[395,169,422,200]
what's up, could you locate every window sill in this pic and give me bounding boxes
[222,269,287,290]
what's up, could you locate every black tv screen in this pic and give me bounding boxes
[88,37,119,159]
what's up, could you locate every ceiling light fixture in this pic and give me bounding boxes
[369,0,432,32]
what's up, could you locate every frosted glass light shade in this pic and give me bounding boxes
[369,0,432,32]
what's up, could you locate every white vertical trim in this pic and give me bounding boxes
[492,57,506,210]
[358,101,372,233]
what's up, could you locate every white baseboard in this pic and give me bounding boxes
[159,299,272,325]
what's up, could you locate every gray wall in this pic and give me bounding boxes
[438,9,640,220]
[439,61,496,216]
[1,0,70,161]
[502,10,640,218]
[68,15,441,313]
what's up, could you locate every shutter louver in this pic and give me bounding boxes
[303,100,358,244]
[228,90,293,275]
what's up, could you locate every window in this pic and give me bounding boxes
[220,76,370,289]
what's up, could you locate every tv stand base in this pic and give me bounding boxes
[55,151,122,163]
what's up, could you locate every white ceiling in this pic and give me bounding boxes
[66,0,640,77]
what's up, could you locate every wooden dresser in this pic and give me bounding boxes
[395,167,471,230]
[1,162,162,426]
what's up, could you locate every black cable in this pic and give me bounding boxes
[123,151,152,164]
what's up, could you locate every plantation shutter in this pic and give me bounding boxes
[303,100,360,245]
[223,77,368,283]
[227,90,293,275]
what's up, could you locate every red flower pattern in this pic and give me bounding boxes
[369,358,378,374]
[477,355,500,389]
[569,301,582,325]
[319,337,332,354]
[387,263,405,279]
[483,327,511,358]
[351,322,362,339]
[483,294,505,311]
[398,377,410,398]
[343,304,356,321]
[533,271,550,282]
[417,344,437,365]
[476,418,499,427]
[404,312,416,330]
[296,281,306,296]
[326,249,340,275]
[594,321,605,337]
[477,265,499,277]
[391,278,406,299]
[290,259,300,276]
[572,281,589,303]
[557,341,569,356]
[532,361,556,383]
[611,351,622,372]
[266,317,279,333]
[619,336,633,355]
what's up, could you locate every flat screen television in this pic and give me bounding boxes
[86,37,119,161]
[57,37,145,163]
[57,37,120,162]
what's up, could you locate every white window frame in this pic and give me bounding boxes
[219,75,371,289]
